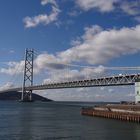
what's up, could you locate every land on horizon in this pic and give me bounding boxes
[0,91,52,101]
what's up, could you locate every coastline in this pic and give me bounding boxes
[81,104,140,123]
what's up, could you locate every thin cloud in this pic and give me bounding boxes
[75,0,140,22]
[1,24,140,83]
[0,82,14,91]
[120,1,140,16]
[75,0,119,12]
[38,86,134,101]
[120,1,140,23]
[0,61,24,75]
[24,0,60,28]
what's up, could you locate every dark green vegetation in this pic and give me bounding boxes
[0,91,52,101]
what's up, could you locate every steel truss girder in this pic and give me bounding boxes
[2,74,140,92]
[27,74,140,90]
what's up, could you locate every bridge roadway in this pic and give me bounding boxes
[1,73,140,92]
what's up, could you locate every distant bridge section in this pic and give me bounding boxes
[1,74,140,93]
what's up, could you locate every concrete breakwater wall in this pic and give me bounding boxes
[81,105,140,123]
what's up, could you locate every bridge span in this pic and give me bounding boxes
[2,73,140,92]
[1,49,140,103]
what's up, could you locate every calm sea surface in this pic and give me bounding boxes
[0,101,140,140]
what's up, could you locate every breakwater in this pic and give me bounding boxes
[81,104,140,123]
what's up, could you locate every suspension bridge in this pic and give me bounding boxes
[0,49,140,103]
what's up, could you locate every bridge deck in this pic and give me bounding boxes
[1,74,140,92]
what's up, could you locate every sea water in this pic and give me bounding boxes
[0,101,140,140]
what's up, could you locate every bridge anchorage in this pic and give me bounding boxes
[20,49,34,102]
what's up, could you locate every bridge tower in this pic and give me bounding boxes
[135,80,140,103]
[21,49,34,102]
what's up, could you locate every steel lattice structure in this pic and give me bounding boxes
[21,49,34,101]
[28,74,140,90]
[2,73,140,92]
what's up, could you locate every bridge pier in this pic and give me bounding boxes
[135,80,140,104]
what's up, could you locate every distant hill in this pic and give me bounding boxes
[0,91,52,101]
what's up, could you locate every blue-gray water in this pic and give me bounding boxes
[0,101,140,140]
